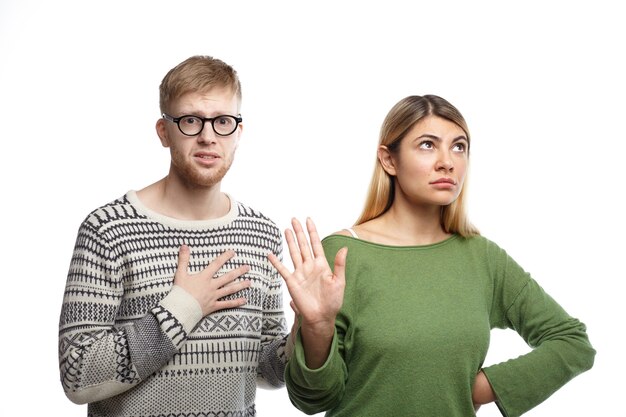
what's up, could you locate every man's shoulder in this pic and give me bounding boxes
[232,200,281,235]
[81,193,143,231]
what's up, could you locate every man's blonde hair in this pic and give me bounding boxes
[159,55,242,113]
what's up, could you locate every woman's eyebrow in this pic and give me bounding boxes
[415,134,441,141]
[414,134,468,142]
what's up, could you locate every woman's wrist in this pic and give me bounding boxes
[472,371,496,406]
[300,318,335,339]
[299,321,335,369]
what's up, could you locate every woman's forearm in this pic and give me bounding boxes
[299,320,335,369]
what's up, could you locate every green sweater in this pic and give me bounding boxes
[285,235,595,417]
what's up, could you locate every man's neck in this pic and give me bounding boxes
[136,175,230,221]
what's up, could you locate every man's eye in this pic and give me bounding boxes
[216,116,233,126]
[183,117,201,125]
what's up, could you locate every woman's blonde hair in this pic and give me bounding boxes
[355,95,479,237]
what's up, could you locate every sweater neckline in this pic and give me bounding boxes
[126,190,239,230]
[323,233,460,250]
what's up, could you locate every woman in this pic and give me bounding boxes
[269,95,595,416]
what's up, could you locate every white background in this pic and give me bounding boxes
[1,1,624,416]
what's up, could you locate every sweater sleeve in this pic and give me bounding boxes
[58,220,203,405]
[284,237,350,414]
[257,238,291,388]
[285,323,348,414]
[482,243,595,417]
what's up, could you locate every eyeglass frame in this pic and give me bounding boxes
[162,113,243,137]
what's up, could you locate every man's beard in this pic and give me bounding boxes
[170,148,233,188]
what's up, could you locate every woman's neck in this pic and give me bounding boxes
[357,199,450,246]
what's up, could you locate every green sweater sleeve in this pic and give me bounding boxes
[482,243,596,417]
[285,328,348,414]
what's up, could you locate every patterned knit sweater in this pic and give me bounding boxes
[59,191,289,417]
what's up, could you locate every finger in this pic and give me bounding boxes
[268,252,294,281]
[284,229,303,269]
[217,280,251,298]
[292,218,313,262]
[203,249,236,277]
[214,265,250,287]
[333,247,348,283]
[305,217,325,258]
[174,245,191,280]
[214,297,248,311]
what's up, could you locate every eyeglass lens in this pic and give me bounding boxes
[178,116,238,136]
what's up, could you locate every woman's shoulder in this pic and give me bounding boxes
[322,230,356,245]
[463,234,505,250]
[321,229,365,253]
[457,234,520,268]
[332,229,354,237]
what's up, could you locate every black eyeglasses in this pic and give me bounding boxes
[162,113,242,136]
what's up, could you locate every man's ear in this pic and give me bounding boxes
[233,123,243,150]
[378,145,397,176]
[156,118,170,148]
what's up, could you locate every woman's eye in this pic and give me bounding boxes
[419,141,434,150]
[452,143,467,152]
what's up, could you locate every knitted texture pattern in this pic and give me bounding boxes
[59,192,288,417]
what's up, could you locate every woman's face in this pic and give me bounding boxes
[380,115,469,208]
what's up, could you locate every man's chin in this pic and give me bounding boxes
[169,156,233,189]
[183,168,230,189]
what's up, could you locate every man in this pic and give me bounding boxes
[58,56,292,416]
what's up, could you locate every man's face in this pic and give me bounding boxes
[157,88,242,188]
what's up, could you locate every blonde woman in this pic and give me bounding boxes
[269,95,595,416]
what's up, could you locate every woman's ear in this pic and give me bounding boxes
[378,145,397,176]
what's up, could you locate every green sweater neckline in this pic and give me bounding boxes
[322,233,461,251]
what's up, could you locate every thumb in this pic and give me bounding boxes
[175,245,191,279]
[290,300,301,316]
[333,247,348,281]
